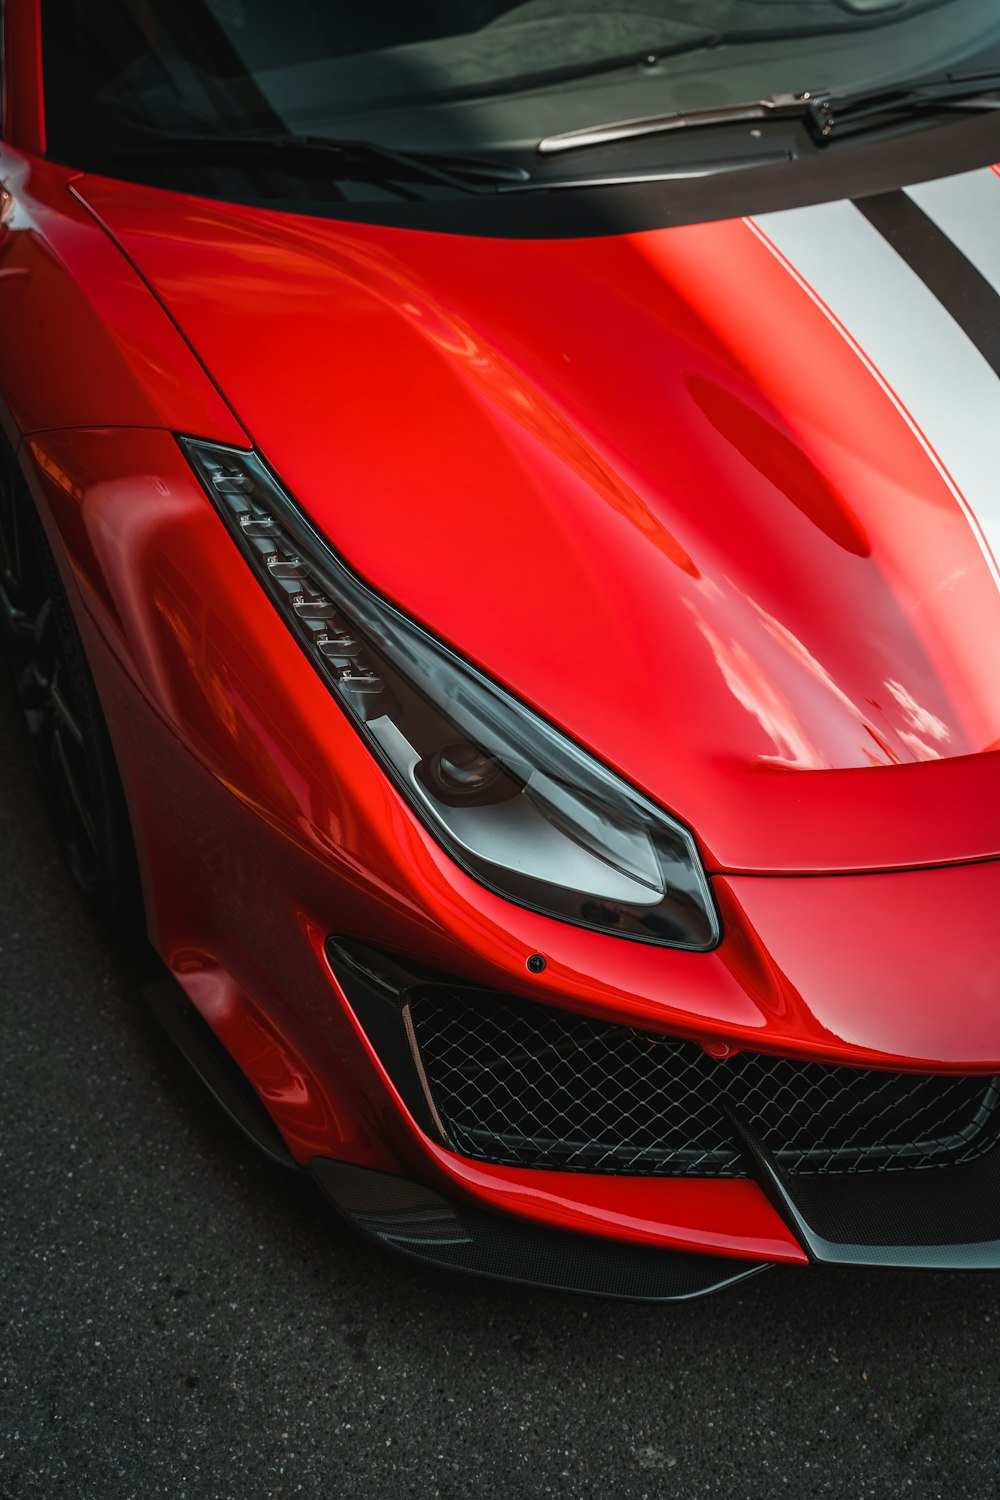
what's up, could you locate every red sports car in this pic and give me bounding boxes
[4,0,1000,1300]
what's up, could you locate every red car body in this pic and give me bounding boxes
[4,0,1000,1295]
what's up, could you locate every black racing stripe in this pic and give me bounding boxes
[855,188,1000,378]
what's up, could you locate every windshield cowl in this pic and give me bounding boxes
[39,0,1000,209]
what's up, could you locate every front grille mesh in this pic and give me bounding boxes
[406,988,1000,1177]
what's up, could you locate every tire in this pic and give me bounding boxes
[0,438,144,932]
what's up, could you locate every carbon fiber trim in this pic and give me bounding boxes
[144,975,297,1170]
[310,1158,770,1302]
[726,1105,1000,1269]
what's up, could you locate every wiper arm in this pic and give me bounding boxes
[538,69,1000,156]
[110,132,530,196]
[538,92,821,155]
[815,68,1000,140]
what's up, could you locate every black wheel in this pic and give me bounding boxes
[0,440,143,930]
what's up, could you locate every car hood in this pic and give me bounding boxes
[76,169,1000,874]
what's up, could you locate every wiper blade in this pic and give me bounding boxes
[110,132,530,195]
[538,69,1000,156]
[538,92,821,155]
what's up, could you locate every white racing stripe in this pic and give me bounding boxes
[751,196,1000,586]
[906,167,1000,296]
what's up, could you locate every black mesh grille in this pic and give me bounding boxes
[406,988,1000,1177]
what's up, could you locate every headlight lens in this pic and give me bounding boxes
[181,438,719,950]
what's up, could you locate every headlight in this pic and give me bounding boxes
[181,438,719,950]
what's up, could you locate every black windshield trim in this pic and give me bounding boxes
[77,112,1000,241]
[107,131,531,197]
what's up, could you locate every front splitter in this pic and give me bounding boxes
[310,1158,770,1303]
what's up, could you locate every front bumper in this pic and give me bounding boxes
[308,1128,1000,1301]
[323,931,1000,1288]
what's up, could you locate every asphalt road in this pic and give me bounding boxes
[3,674,1000,1500]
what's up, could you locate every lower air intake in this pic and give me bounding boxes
[405,987,1000,1177]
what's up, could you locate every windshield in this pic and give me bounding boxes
[41,0,1000,200]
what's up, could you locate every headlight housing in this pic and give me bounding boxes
[181,438,719,951]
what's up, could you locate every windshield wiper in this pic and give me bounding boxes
[813,68,1000,141]
[110,132,530,197]
[538,69,1000,156]
[538,92,820,155]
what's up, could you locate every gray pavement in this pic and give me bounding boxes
[2,674,999,1500]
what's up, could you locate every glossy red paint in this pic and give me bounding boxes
[5,0,1000,1273]
[388,1153,807,1265]
[0,148,245,443]
[74,174,1000,875]
[15,419,1000,1267]
[722,862,1000,1067]
[27,424,1000,1068]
